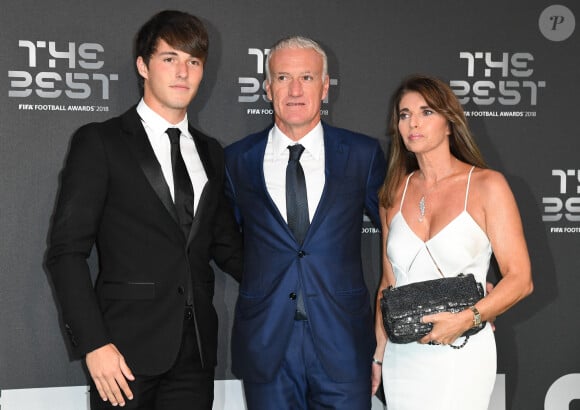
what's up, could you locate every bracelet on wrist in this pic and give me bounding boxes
[372,357,383,366]
[469,305,482,327]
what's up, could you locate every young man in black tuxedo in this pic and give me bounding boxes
[46,10,242,409]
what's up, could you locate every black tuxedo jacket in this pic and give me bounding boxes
[46,106,242,375]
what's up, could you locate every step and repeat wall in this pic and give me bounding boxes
[1,1,578,409]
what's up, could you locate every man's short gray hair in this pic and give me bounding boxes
[264,36,328,82]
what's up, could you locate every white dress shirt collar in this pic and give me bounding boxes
[271,122,324,161]
[136,99,190,139]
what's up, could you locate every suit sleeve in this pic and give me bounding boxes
[365,140,387,228]
[45,124,111,357]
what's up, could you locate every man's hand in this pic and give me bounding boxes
[86,343,135,406]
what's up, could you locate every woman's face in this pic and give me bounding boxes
[397,91,450,154]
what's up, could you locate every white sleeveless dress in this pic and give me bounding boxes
[382,167,496,410]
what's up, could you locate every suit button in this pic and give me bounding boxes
[298,251,305,257]
[289,292,297,300]
[177,286,185,295]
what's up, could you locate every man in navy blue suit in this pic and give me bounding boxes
[225,36,386,409]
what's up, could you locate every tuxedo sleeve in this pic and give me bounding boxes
[224,164,242,226]
[211,189,243,282]
[46,124,111,357]
[204,138,243,282]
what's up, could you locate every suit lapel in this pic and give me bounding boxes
[309,125,349,232]
[244,132,289,230]
[122,108,179,225]
[244,126,350,243]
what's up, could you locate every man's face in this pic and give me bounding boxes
[136,39,204,123]
[266,47,329,140]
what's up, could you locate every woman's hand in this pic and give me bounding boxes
[419,309,473,345]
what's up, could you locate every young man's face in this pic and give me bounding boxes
[137,39,204,123]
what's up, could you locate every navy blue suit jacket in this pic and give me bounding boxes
[225,123,386,383]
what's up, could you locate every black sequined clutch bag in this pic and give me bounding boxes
[380,273,485,345]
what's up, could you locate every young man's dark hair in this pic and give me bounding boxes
[135,10,208,64]
[134,10,209,90]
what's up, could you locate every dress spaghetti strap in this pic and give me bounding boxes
[400,172,415,212]
[464,166,476,211]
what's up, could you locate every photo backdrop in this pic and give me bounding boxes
[1,1,578,409]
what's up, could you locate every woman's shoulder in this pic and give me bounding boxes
[471,167,508,188]
[470,167,514,204]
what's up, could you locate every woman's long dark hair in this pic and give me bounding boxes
[378,74,487,208]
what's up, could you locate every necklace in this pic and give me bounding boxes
[416,161,458,222]
[418,196,427,222]
[417,180,439,222]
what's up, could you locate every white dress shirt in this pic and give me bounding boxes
[263,122,325,222]
[137,99,208,215]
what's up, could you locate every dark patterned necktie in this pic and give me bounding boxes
[166,128,194,240]
[286,144,310,244]
[286,144,310,319]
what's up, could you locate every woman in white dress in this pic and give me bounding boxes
[371,75,533,409]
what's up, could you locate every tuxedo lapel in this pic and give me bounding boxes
[190,125,216,182]
[121,108,179,225]
[186,184,206,244]
[184,126,215,245]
